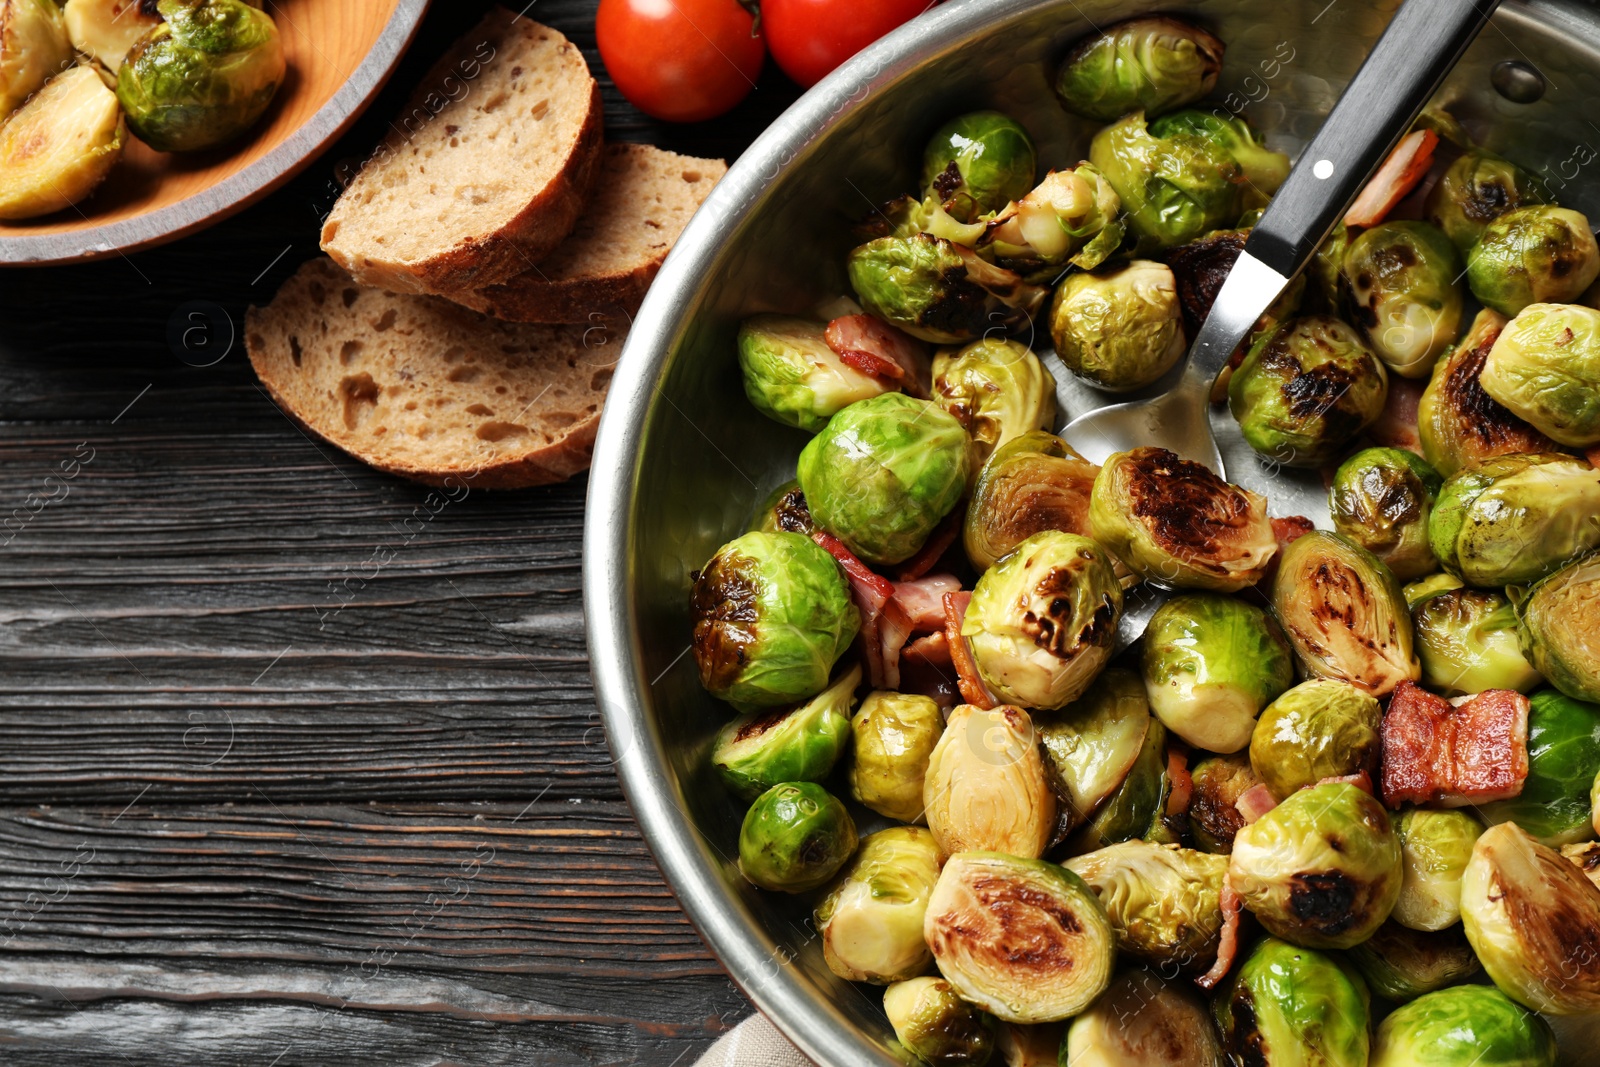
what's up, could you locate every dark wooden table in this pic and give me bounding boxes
[0,3,803,1062]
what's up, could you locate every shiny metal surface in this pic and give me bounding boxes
[585,3,1600,1064]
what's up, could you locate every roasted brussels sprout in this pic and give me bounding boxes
[797,393,968,566]
[1141,593,1293,753]
[1405,571,1463,608]
[1426,149,1548,252]
[1089,447,1277,591]
[847,234,1045,344]
[738,781,857,893]
[1329,447,1443,581]
[1228,316,1389,467]
[921,111,1036,217]
[1346,921,1482,1001]
[1467,206,1600,316]
[1215,938,1370,1067]
[1036,667,1151,830]
[1518,555,1600,703]
[924,851,1115,1023]
[1230,781,1402,949]
[0,65,125,221]
[1343,221,1466,378]
[1307,222,1353,314]
[0,0,71,118]
[1188,752,1261,853]
[1055,16,1223,122]
[1479,689,1600,846]
[1272,531,1419,697]
[1148,109,1290,197]
[848,690,942,823]
[1414,588,1543,696]
[981,164,1124,273]
[690,530,859,709]
[1067,715,1169,852]
[1429,452,1600,588]
[962,531,1122,710]
[750,480,813,536]
[1249,679,1383,800]
[1089,110,1242,252]
[883,976,997,1066]
[931,338,1056,472]
[815,826,940,984]
[117,0,286,153]
[1392,807,1484,931]
[924,704,1056,860]
[711,665,857,800]
[1048,260,1186,391]
[1064,841,1226,970]
[1064,968,1224,1067]
[1481,302,1600,447]
[1372,984,1556,1067]
[962,432,1097,571]
[1460,821,1600,1014]
[64,0,162,76]
[736,315,891,432]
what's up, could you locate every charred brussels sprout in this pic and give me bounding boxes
[1089,111,1242,252]
[882,976,997,1066]
[1228,316,1389,467]
[1467,206,1600,316]
[1065,969,1224,1067]
[962,432,1097,571]
[64,0,162,76]
[1372,985,1556,1067]
[924,851,1115,1022]
[1329,447,1443,581]
[1393,807,1484,931]
[797,393,968,566]
[117,0,286,153]
[962,531,1122,710]
[931,338,1056,472]
[1479,689,1600,846]
[924,704,1055,860]
[921,111,1036,217]
[1249,680,1383,800]
[1426,150,1548,252]
[815,826,940,984]
[847,234,1045,344]
[1064,840,1226,970]
[1148,109,1290,196]
[1272,531,1419,697]
[690,531,859,709]
[1188,753,1261,853]
[750,480,813,536]
[0,65,125,221]
[1343,221,1466,378]
[1482,302,1600,447]
[0,0,71,118]
[848,690,942,823]
[737,315,890,432]
[1429,452,1600,588]
[1055,17,1223,122]
[1049,260,1187,391]
[1141,593,1293,753]
[1346,921,1482,1001]
[711,665,858,800]
[1460,821,1600,1014]
[1230,781,1402,949]
[1089,447,1277,592]
[1036,667,1151,831]
[738,781,857,893]
[1518,555,1600,703]
[1215,938,1370,1067]
[1414,588,1542,696]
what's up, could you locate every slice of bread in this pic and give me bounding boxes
[446,143,728,323]
[320,11,603,296]
[246,258,621,489]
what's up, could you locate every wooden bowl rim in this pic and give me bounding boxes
[0,0,432,268]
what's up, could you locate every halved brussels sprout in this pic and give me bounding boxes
[883,976,997,1066]
[1064,840,1226,970]
[924,704,1055,860]
[1467,206,1600,316]
[1055,16,1223,121]
[1141,593,1293,753]
[1329,447,1443,581]
[962,432,1097,571]
[815,826,940,984]
[921,111,1036,217]
[738,781,857,893]
[1228,316,1389,468]
[1404,571,1463,608]
[1392,807,1484,931]
[1414,588,1543,696]
[737,315,891,432]
[1518,554,1600,703]
[1346,921,1482,1002]
[64,0,163,76]
[1479,689,1600,846]
[797,393,968,566]
[1342,221,1466,379]
[690,530,860,709]
[1066,715,1169,852]
[1089,110,1242,252]
[848,690,942,824]
[1372,984,1556,1066]
[0,0,71,118]
[1188,752,1261,853]
[1036,667,1151,831]
[931,338,1056,472]
[847,234,1045,344]
[1049,260,1187,392]
[1065,968,1224,1067]
[711,665,858,800]
[1089,447,1277,592]
[982,164,1124,274]
[1482,302,1600,447]
[1271,531,1419,697]
[1248,679,1383,800]
[0,65,125,220]
[1214,938,1370,1067]
[1426,149,1548,252]
[1429,452,1600,588]
[1148,109,1289,198]
[1460,821,1600,1014]
[962,531,1122,711]
[1230,781,1402,949]
[118,0,286,153]
[924,851,1115,1023]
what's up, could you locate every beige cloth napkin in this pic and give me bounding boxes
[695,1012,817,1067]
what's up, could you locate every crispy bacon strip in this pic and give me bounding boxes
[1271,516,1314,550]
[1235,783,1279,825]
[900,631,960,709]
[825,314,930,398]
[811,531,894,599]
[892,574,961,630]
[896,510,963,581]
[1197,881,1243,991]
[812,530,895,688]
[942,591,996,710]
[1381,682,1530,807]
[1166,749,1195,818]
[1345,128,1439,228]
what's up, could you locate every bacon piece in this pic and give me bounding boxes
[811,531,894,599]
[896,510,963,581]
[942,591,996,710]
[1381,682,1530,807]
[1369,377,1426,454]
[1235,783,1279,825]
[1166,749,1194,818]
[1271,515,1314,550]
[1197,881,1243,991]
[812,531,895,689]
[900,632,960,709]
[1345,128,1439,228]
[1587,444,1600,468]
[892,574,962,631]
[1318,769,1374,795]
[825,314,930,398]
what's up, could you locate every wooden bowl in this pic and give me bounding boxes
[0,0,431,266]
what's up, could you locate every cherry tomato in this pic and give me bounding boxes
[761,0,931,88]
[596,0,765,123]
